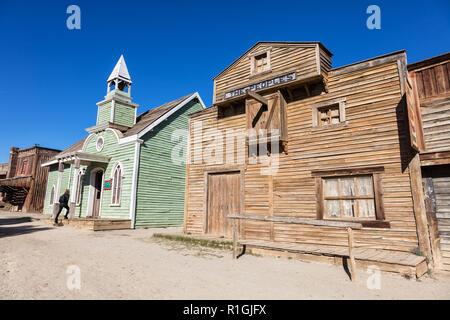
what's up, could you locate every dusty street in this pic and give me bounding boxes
[0,213,449,300]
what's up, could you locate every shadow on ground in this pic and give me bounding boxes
[0,217,52,239]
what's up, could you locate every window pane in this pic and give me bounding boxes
[331,117,340,124]
[356,176,374,196]
[326,200,340,218]
[359,199,376,218]
[324,178,339,196]
[340,177,355,196]
[330,108,339,117]
[342,200,355,217]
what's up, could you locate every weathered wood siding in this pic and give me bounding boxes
[186,54,422,253]
[134,99,203,227]
[214,43,327,103]
[410,56,450,152]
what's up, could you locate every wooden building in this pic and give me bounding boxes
[408,52,450,272]
[42,55,205,229]
[184,42,438,276]
[0,146,60,212]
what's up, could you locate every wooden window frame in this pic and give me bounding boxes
[110,163,123,207]
[249,48,272,76]
[311,97,346,128]
[312,166,388,228]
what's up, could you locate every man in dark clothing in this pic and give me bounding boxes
[55,189,70,224]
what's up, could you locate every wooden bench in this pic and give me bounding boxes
[228,214,363,281]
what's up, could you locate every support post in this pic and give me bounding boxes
[233,218,238,259]
[347,227,357,282]
[53,161,64,219]
[69,158,80,220]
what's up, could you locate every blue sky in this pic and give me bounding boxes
[0,0,448,162]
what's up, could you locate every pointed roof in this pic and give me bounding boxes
[107,55,131,83]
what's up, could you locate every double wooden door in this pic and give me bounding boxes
[207,172,241,238]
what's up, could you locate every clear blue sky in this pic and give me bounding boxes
[0,0,449,162]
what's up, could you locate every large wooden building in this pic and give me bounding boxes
[0,146,60,212]
[184,42,442,276]
[408,52,450,271]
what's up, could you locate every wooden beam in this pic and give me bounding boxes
[265,96,278,130]
[304,84,311,97]
[347,227,357,282]
[228,214,363,229]
[246,91,268,105]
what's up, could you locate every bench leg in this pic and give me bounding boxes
[347,227,357,282]
[233,219,237,259]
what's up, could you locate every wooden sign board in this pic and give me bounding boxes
[405,76,425,152]
[225,72,296,100]
[104,180,112,190]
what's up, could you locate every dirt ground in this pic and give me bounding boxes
[1,212,449,300]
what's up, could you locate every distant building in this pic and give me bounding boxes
[0,146,60,212]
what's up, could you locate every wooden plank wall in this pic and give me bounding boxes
[214,44,321,103]
[410,59,450,152]
[186,55,422,253]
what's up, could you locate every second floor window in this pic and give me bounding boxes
[254,53,269,73]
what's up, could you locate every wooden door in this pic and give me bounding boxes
[92,170,103,218]
[207,172,241,238]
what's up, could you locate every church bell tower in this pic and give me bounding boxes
[95,55,138,128]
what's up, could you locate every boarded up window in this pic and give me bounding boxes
[111,164,122,205]
[254,53,269,73]
[318,105,340,126]
[323,175,376,219]
[312,98,346,127]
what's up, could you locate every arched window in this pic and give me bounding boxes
[111,164,122,205]
[50,185,55,205]
[75,171,83,205]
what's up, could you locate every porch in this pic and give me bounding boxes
[35,214,131,231]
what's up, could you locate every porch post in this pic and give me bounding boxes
[69,158,80,219]
[53,160,64,218]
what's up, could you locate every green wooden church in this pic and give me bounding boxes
[42,55,205,228]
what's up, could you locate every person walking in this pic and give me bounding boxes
[55,189,70,224]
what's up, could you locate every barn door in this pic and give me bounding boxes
[207,172,241,238]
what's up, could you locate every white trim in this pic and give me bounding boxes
[41,159,58,167]
[81,133,95,151]
[49,184,56,206]
[130,141,141,228]
[110,100,115,123]
[110,161,124,206]
[96,136,105,152]
[86,167,104,218]
[136,92,206,140]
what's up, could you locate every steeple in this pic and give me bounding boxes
[94,55,139,128]
[107,55,132,94]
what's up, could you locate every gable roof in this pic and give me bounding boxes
[123,93,196,137]
[213,41,332,80]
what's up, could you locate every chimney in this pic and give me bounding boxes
[7,147,19,178]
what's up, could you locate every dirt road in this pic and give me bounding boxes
[1,213,449,299]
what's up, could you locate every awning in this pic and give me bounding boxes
[0,176,32,188]
[41,151,111,167]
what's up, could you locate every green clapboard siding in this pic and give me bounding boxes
[114,102,135,128]
[97,103,111,125]
[135,99,203,227]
